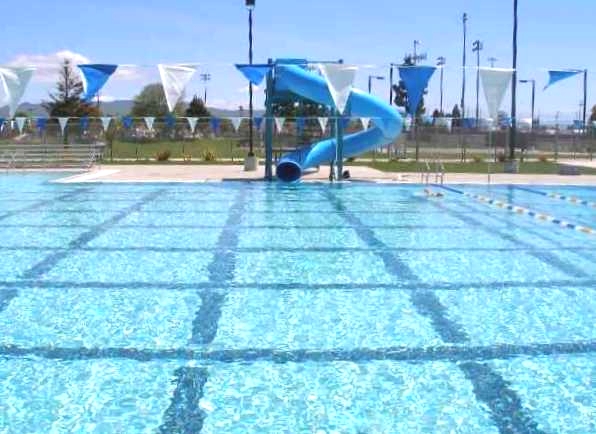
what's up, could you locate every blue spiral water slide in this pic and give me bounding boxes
[274,64,403,182]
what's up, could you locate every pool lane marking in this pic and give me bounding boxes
[191,189,246,345]
[21,189,166,279]
[514,185,596,208]
[0,289,18,314]
[421,192,580,432]
[437,185,595,235]
[0,188,90,222]
[158,367,208,434]
[426,192,591,278]
[0,340,593,363]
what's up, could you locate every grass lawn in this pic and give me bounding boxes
[358,161,596,175]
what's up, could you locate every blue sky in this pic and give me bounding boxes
[1,0,594,121]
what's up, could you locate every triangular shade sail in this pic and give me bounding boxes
[544,70,582,90]
[398,66,436,115]
[319,64,358,114]
[158,64,197,113]
[479,68,514,120]
[235,64,272,86]
[78,64,118,102]
[0,67,35,118]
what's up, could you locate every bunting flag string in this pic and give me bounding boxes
[15,117,27,134]
[58,117,69,135]
[165,115,176,129]
[186,117,198,133]
[318,117,329,133]
[158,64,197,113]
[122,116,133,129]
[210,117,220,134]
[144,117,155,131]
[80,116,90,131]
[36,117,47,132]
[0,67,35,118]
[296,117,305,136]
[235,64,272,86]
[230,117,243,132]
[360,117,371,130]
[78,64,118,102]
[398,66,436,116]
[274,117,285,134]
[543,70,583,90]
[319,64,358,114]
[101,117,112,132]
[253,117,263,132]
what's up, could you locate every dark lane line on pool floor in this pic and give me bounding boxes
[428,196,591,279]
[0,340,593,363]
[0,289,18,313]
[0,188,91,222]
[20,189,166,279]
[191,190,246,344]
[158,367,208,434]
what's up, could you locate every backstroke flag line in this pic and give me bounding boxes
[319,64,358,114]
[360,117,371,130]
[479,68,514,121]
[78,64,118,102]
[58,117,69,135]
[158,64,197,113]
[274,117,285,133]
[0,67,35,118]
[229,117,243,132]
[15,117,26,134]
[101,117,112,132]
[398,66,436,116]
[544,70,582,90]
[186,117,198,133]
[235,64,273,86]
[144,117,155,131]
[318,117,328,133]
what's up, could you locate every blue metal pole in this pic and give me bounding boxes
[264,59,274,180]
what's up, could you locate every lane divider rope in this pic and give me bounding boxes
[434,185,595,235]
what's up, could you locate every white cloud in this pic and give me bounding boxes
[4,51,143,83]
[98,95,118,102]
[237,85,260,93]
[207,98,250,111]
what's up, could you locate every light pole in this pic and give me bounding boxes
[461,13,468,119]
[519,79,535,130]
[368,75,385,94]
[437,57,446,114]
[509,0,518,162]
[472,40,483,127]
[200,73,211,105]
[246,0,256,160]
[413,40,421,64]
[488,57,498,68]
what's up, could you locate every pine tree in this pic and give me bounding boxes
[42,59,99,117]
[186,95,211,117]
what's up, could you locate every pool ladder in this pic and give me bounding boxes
[420,160,445,185]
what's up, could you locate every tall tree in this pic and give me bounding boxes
[186,95,211,117]
[451,104,462,127]
[130,83,185,117]
[42,59,100,117]
[590,104,596,122]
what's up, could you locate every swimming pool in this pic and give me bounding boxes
[0,174,594,433]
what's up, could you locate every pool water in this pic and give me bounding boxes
[0,174,594,433]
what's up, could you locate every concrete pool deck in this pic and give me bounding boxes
[50,164,596,185]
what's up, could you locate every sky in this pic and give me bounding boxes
[0,0,594,122]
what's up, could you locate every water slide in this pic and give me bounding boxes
[274,64,403,182]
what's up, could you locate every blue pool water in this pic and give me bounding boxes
[0,174,594,433]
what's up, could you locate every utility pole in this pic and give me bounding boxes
[461,13,468,118]
[472,40,483,127]
[437,57,446,114]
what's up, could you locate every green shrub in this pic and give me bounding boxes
[155,150,171,161]
[496,152,506,163]
[471,155,484,163]
[203,149,217,162]
[538,154,549,163]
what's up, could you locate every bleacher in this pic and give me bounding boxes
[0,142,105,169]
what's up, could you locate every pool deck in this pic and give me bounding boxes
[51,163,596,185]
